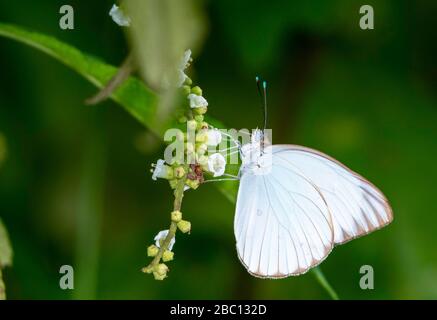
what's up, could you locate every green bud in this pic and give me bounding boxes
[191,86,202,96]
[142,266,153,274]
[184,77,192,86]
[194,115,204,122]
[194,107,207,115]
[153,271,166,280]
[196,143,207,155]
[147,245,159,257]
[197,122,209,130]
[169,179,178,189]
[178,116,187,123]
[173,166,186,179]
[182,85,191,95]
[154,263,169,276]
[171,210,182,222]
[187,119,197,131]
[185,179,199,190]
[195,131,208,143]
[177,220,192,233]
[197,155,208,166]
[186,142,195,154]
[162,250,174,262]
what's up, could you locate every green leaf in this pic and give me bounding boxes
[0,23,235,202]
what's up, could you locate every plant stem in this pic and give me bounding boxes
[312,267,339,300]
[142,172,187,272]
[0,269,5,300]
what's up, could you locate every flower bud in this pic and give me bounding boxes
[187,119,197,131]
[153,271,166,280]
[197,122,209,130]
[162,250,174,262]
[184,77,192,86]
[142,266,153,274]
[185,142,195,154]
[169,179,178,189]
[147,245,159,257]
[173,166,185,179]
[195,131,208,143]
[182,85,191,95]
[171,210,182,222]
[194,106,207,115]
[178,116,187,123]
[154,263,169,276]
[185,179,199,190]
[196,143,208,156]
[177,220,191,233]
[191,86,202,96]
[197,155,208,166]
[194,115,204,122]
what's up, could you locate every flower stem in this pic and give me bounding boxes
[311,267,339,300]
[142,171,187,273]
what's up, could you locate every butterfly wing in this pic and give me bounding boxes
[234,153,334,278]
[234,144,393,278]
[271,145,393,244]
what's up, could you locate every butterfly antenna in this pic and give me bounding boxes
[263,80,267,131]
[255,76,268,131]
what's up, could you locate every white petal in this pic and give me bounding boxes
[180,49,192,70]
[109,4,131,27]
[177,70,188,87]
[187,94,208,109]
[152,159,166,180]
[207,129,222,146]
[154,230,175,251]
[208,153,226,177]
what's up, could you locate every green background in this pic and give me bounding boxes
[0,0,436,299]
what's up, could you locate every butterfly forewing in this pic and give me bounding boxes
[235,149,334,278]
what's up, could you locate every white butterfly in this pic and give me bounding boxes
[234,129,393,278]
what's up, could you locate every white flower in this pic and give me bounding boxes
[154,230,175,251]
[109,4,131,27]
[175,49,192,87]
[177,70,188,87]
[207,153,226,177]
[206,129,222,146]
[188,94,208,109]
[179,49,192,70]
[151,159,172,180]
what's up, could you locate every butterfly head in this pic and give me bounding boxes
[240,129,272,176]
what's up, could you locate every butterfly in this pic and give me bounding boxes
[233,78,393,278]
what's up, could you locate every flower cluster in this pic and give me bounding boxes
[142,50,227,280]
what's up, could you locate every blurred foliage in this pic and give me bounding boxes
[0,132,13,300]
[0,0,436,300]
[126,0,206,89]
[0,133,6,166]
[0,218,13,299]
